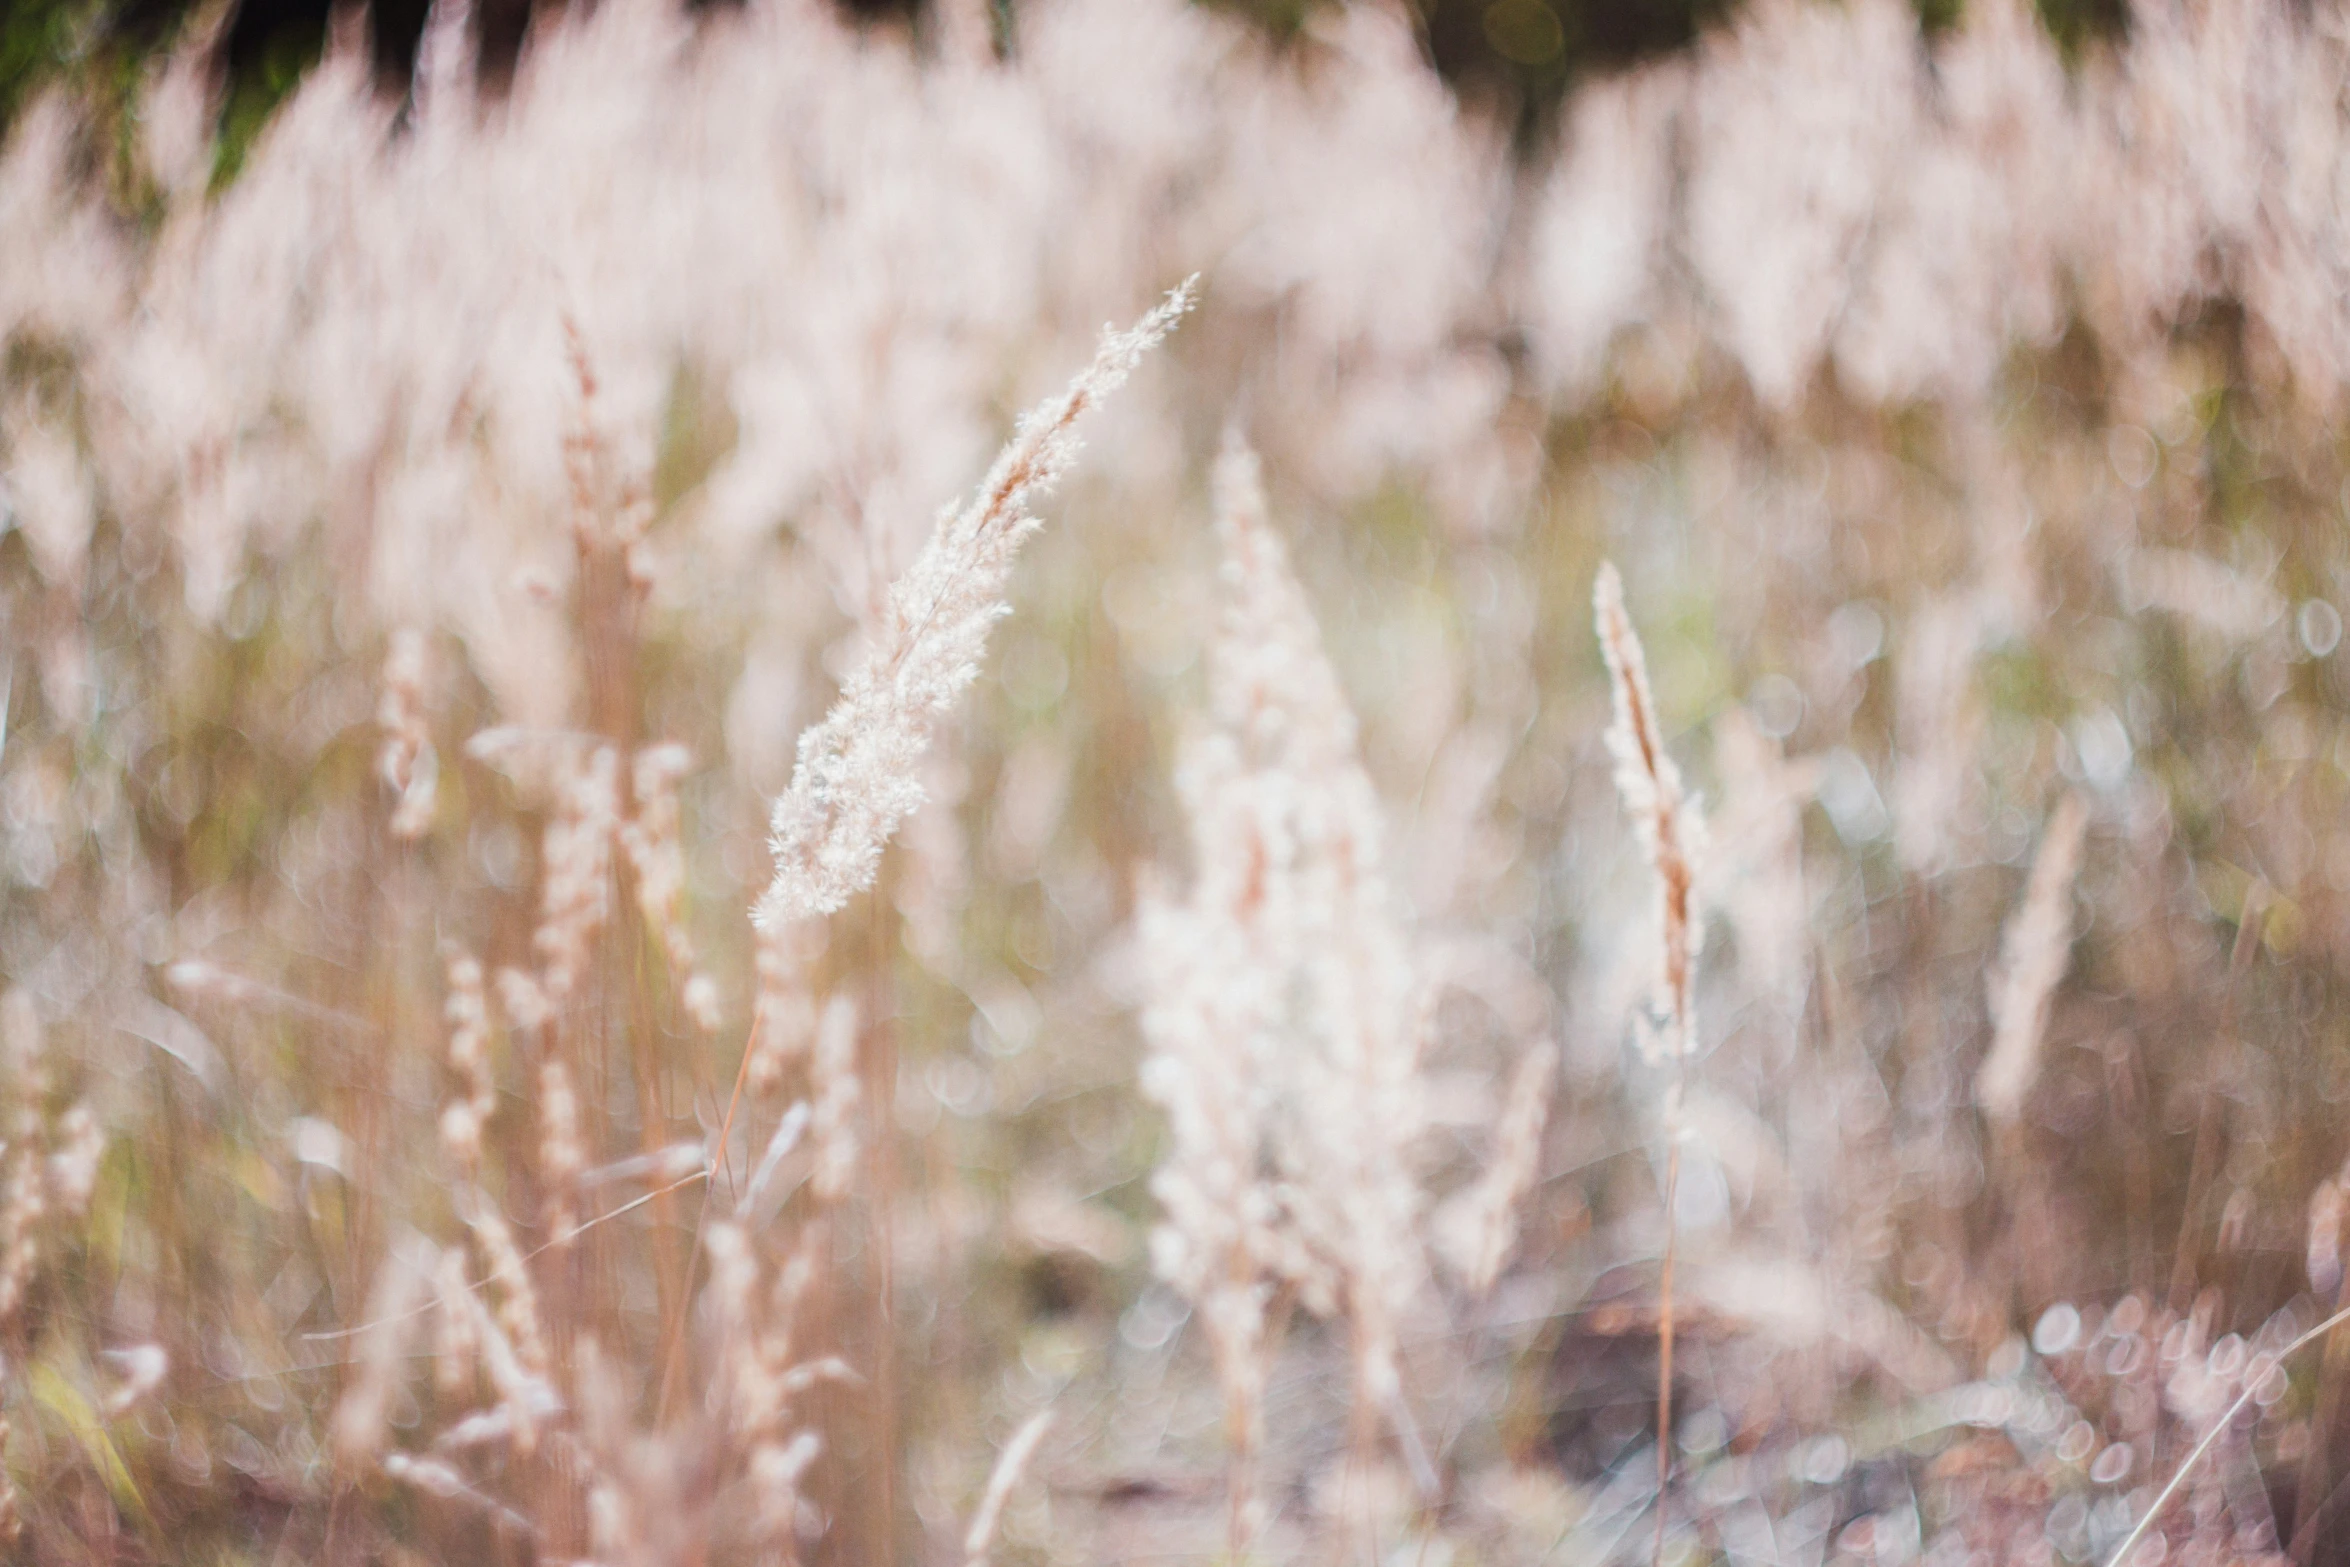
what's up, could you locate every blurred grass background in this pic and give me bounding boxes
[0,0,2134,158]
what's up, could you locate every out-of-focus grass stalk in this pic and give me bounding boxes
[1593,562,1700,1567]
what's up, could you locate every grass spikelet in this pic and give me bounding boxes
[539,1057,586,1248]
[377,628,437,840]
[0,992,51,1323]
[535,744,622,1005]
[620,741,720,1031]
[438,952,495,1177]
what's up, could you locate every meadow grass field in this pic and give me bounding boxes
[7,0,2350,1561]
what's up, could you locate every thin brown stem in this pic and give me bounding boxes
[624,933,684,1350]
[1652,1129,1681,1567]
[2170,889,2266,1311]
[864,889,900,1567]
[654,1000,763,1425]
[1594,563,1696,1567]
[2291,1277,2350,1563]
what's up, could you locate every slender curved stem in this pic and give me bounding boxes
[2103,1303,2350,1567]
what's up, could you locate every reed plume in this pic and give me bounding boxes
[1141,431,1445,1547]
[755,279,1195,932]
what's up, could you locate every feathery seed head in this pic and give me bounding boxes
[755,280,1194,932]
[1594,561,1705,1058]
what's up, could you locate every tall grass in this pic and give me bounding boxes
[8,0,2350,1562]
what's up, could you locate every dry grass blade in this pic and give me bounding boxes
[963,1408,1055,1567]
[1977,791,2089,1123]
[2103,1304,2350,1567]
